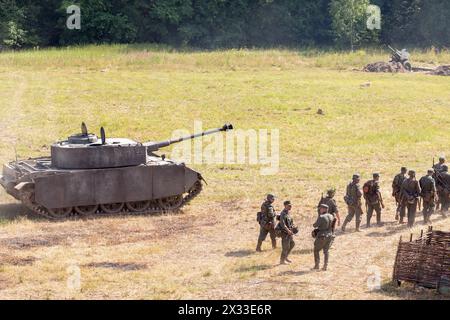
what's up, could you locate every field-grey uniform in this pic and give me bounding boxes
[437,168,450,213]
[256,200,277,251]
[277,208,295,264]
[392,170,407,217]
[433,160,445,211]
[342,179,363,232]
[400,174,421,227]
[364,179,383,227]
[419,172,436,224]
[313,212,335,270]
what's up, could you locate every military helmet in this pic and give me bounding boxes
[439,156,446,162]
[266,193,275,200]
[401,167,407,173]
[284,200,291,206]
[427,169,434,174]
[408,170,416,176]
[326,188,336,196]
[352,173,360,180]
[373,172,380,178]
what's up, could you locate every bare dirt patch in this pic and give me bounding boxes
[84,262,148,271]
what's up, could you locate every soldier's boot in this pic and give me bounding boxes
[341,221,348,233]
[322,252,329,271]
[280,256,288,265]
[285,258,292,263]
[256,240,263,252]
[312,251,320,270]
[366,216,371,228]
[271,238,277,249]
[355,220,361,232]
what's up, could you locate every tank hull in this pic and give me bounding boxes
[1,156,202,218]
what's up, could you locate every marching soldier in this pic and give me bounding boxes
[277,201,296,265]
[392,167,407,220]
[438,165,450,215]
[433,156,446,212]
[313,204,336,271]
[256,194,277,252]
[342,174,363,232]
[400,170,421,227]
[419,169,437,224]
[317,188,341,232]
[363,173,385,227]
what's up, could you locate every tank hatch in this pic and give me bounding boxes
[51,123,147,169]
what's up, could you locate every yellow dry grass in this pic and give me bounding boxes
[0,46,449,300]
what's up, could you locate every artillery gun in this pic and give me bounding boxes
[0,123,233,219]
[388,45,412,71]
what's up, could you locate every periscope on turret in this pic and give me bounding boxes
[0,123,233,219]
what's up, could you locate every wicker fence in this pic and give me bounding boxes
[393,227,450,291]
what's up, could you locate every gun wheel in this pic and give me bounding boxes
[100,203,125,214]
[158,195,183,210]
[126,200,150,212]
[48,207,73,219]
[75,205,98,216]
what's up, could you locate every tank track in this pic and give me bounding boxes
[21,181,203,220]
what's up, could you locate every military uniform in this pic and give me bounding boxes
[433,161,445,211]
[400,176,421,227]
[256,200,277,251]
[342,179,363,232]
[419,173,436,224]
[436,170,450,213]
[392,172,406,218]
[313,212,335,271]
[277,208,295,264]
[364,179,383,227]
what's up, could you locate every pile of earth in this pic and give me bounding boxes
[363,61,407,73]
[429,65,450,76]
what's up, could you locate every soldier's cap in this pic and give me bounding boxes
[408,170,416,176]
[439,156,446,161]
[267,194,275,199]
[284,200,291,206]
[373,172,380,178]
[442,165,448,172]
[326,188,336,195]
[319,204,329,209]
[401,167,407,172]
[352,174,360,179]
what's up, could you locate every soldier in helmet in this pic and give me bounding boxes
[392,167,407,220]
[317,188,341,233]
[256,194,277,252]
[341,174,363,232]
[313,204,335,271]
[433,156,446,173]
[400,170,421,227]
[433,157,446,211]
[419,169,437,224]
[363,173,385,228]
[277,200,296,265]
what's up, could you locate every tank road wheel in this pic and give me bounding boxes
[100,203,125,214]
[74,205,99,216]
[126,200,151,213]
[158,195,184,211]
[48,207,73,219]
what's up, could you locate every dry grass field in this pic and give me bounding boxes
[0,46,449,299]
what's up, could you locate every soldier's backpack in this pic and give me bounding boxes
[344,183,354,205]
[363,180,377,198]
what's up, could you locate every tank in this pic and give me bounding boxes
[0,122,233,219]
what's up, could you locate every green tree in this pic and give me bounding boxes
[329,0,371,50]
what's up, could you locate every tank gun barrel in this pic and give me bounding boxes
[144,123,233,152]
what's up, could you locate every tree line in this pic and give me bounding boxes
[0,0,449,50]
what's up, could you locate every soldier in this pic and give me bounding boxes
[400,170,421,227]
[437,165,450,215]
[313,204,335,271]
[277,201,295,265]
[433,156,446,211]
[392,167,407,220]
[256,194,277,252]
[363,173,385,228]
[419,169,437,224]
[317,188,341,233]
[341,174,363,232]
